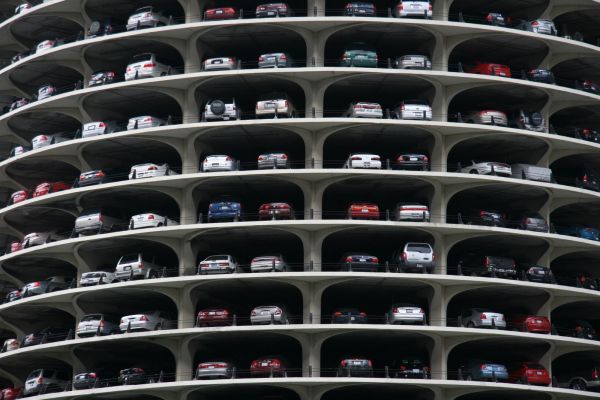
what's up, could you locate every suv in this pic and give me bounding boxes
[515,212,548,232]
[24,369,68,396]
[76,313,120,337]
[74,209,126,236]
[125,53,177,81]
[394,243,435,273]
[458,254,517,278]
[203,99,241,121]
[509,110,546,132]
[114,253,162,281]
[126,6,170,30]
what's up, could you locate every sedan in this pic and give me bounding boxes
[510,315,551,334]
[389,303,426,325]
[337,358,373,377]
[76,170,109,187]
[89,71,117,87]
[508,363,551,386]
[32,181,70,197]
[258,152,289,169]
[468,210,506,227]
[119,311,165,331]
[393,154,429,170]
[2,338,20,352]
[203,57,237,71]
[37,84,56,100]
[118,368,148,385]
[127,116,166,130]
[467,62,512,77]
[573,320,597,340]
[340,253,380,272]
[31,133,69,149]
[258,202,294,220]
[462,360,509,381]
[129,163,178,179]
[79,271,116,286]
[527,69,555,84]
[395,54,432,70]
[256,93,296,118]
[395,203,430,221]
[343,153,382,169]
[342,102,383,118]
[72,372,101,390]
[393,0,432,18]
[129,213,178,229]
[256,3,291,17]
[250,356,287,377]
[21,276,72,296]
[347,202,379,219]
[515,263,554,283]
[197,307,233,326]
[250,305,288,324]
[197,254,238,274]
[81,121,120,138]
[391,100,432,120]
[204,7,239,19]
[517,212,548,232]
[207,201,242,222]
[460,308,506,329]
[530,19,556,35]
[35,39,64,54]
[258,52,293,68]
[251,254,288,272]
[341,43,378,67]
[344,2,376,16]
[4,291,21,303]
[459,160,512,176]
[196,361,235,379]
[10,190,28,204]
[201,155,238,172]
[395,358,430,379]
[331,308,368,324]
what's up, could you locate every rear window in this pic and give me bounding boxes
[135,6,153,12]
[525,363,544,369]
[119,254,140,263]
[81,314,102,322]
[258,92,287,101]
[131,54,153,63]
[27,370,42,379]
[403,99,429,106]
[205,255,228,261]
[42,370,55,378]
[406,244,431,252]
[80,209,101,217]
[487,256,514,267]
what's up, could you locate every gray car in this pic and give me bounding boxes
[250,305,289,324]
[76,313,120,337]
[74,209,126,236]
[516,212,548,232]
[459,308,506,329]
[21,276,73,297]
[196,361,235,379]
[258,52,293,68]
[461,359,509,381]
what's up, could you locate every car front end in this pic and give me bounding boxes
[338,359,373,376]
[3,338,19,351]
[22,232,47,248]
[258,153,289,169]
[197,308,232,326]
[344,2,376,16]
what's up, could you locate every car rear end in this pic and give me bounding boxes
[204,100,239,121]
[485,12,505,26]
[196,362,233,379]
[474,210,506,227]
[520,363,551,386]
[331,309,368,323]
[251,357,286,377]
[396,203,430,221]
[390,304,426,324]
[258,153,289,169]
[256,3,290,17]
[475,110,508,126]
[251,255,286,272]
[395,0,432,18]
[348,203,380,219]
[484,162,511,176]
[256,98,292,117]
[521,214,548,232]
[15,3,32,14]
[127,7,160,30]
[198,255,236,274]
[22,331,43,347]
[120,313,154,331]
[77,170,106,186]
[522,316,551,334]
[338,358,373,376]
[400,243,435,272]
[5,290,21,302]
[197,308,232,326]
[478,363,508,380]
[344,2,376,16]
[79,272,109,287]
[483,63,512,77]
[341,254,380,271]
[22,232,46,248]
[205,7,238,20]
[118,368,146,385]
[203,155,236,172]
[74,210,104,235]
[1,388,21,400]
[347,153,381,168]
[89,71,116,87]
[125,54,158,80]
[578,172,600,191]
[527,69,554,84]
[129,163,164,179]
[484,256,516,278]
[531,19,556,35]
[37,85,56,100]
[350,102,383,118]
[398,101,432,120]
[33,181,69,197]
[114,254,145,280]
[396,359,429,378]
[251,306,286,324]
[21,280,45,297]
[396,55,432,69]
[477,310,506,328]
[259,203,293,219]
[521,264,552,283]
[130,213,161,229]
[11,190,28,204]
[208,202,242,221]
[127,116,164,130]
[82,121,111,138]
[341,48,377,67]
[31,134,54,149]
[73,372,99,390]
[36,40,58,54]
[204,57,237,71]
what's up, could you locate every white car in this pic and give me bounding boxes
[530,19,556,35]
[127,115,166,130]
[460,160,512,177]
[31,133,69,149]
[77,313,119,337]
[2,338,19,352]
[114,253,162,280]
[37,84,56,100]
[119,311,166,331]
[395,203,430,221]
[395,54,432,69]
[129,213,178,229]
[392,100,432,120]
[128,163,178,179]
[201,155,238,172]
[10,146,28,157]
[79,271,116,286]
[197,254,238,274]
[21,231,65,248]
[463,110,508,126]
[342,102,383,118]
[203,57,238,71]
[343,153,382,169]
[389,303,426,324]
[393,0,432,18]
[203,99,241,121]
[35,39,64,54]
[125,53,177,81]
[250,254,288,272]
[126,6,170,30]
[24,370,68,396]
[256,92,296,118]
[15,3,33,14]
[82,121,120,138]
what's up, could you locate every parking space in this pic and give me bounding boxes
[187,385,300,400]
[448,0,549,21]
[551,154,600,191]
[552,203,600,238]
[9,64,83,99]
[10,14,82,49]
[0,305,74,340]
[4,207,75,237]
[5,158,79,189]
[553,351,600,390]
[84,0,185,30]
[8,111,81,145]
[322,385,434,400]
[2,257,76,289]
[550,106,600,136]
[551,300,600,339]
[551,58,600,89]
[0,355,71,389]
[554,9,600,44]
[551,251,600,290]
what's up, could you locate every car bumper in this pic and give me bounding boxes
[251,263,284,272]
[331,316,368,323]
[78,178,105,186]
[76,327,101,337]
[342,262,379,271]
[79,279,103,286]
[345,8,376,16]
[196,368,232,379]
[251,315,285,324]
[119,321,153,331]
[478,371,508,380]
[256,9,289,17]
[203,164,236,171]
[398,212,430,221]
[338,367,373,377]
[205,112,238,121]
[256,107,291,116]
[396,371,428,379]
[349,212,379,219]
[197,317,232,326]
[73,380,97,390]
[258,160,289,169]
[115,270,144,280]
[204,63,235,71]
[75,223,102,234]
[350,161,381,168]
[398,61,431,69]
[130,171,163,179]
[258,61,291,68]
[131,221,161,229]
[479,320,507,329]
[400,111,432,120]
[396,10,432,18]
[259,211,293,219]
[208,213,240,220]
[390,313,426,324]
[198,265,234,274]
[341,60,377,67]
[125,71,155,80]
[523,224,549,232]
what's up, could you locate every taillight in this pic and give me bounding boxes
[480,364,487,370]
[139,315,149,321]
[400,103,406,111]
[480,313,487,320]
[372,257,379,263]
[99,320,105,328]
[367,360,373,367]
[144,12,152,17]
[258,56,264,62]
[334,311,342,316]
[88,372,97,379]
[281,154,288,159]
[251,310,257,316]
[226,156,232,161]
[148,214,155,220]
[593,369,599,379]
[423,156,429,162]
[275,308,282,315]
[258,155,265,161]
[98,122,106,128]
[531,21,539,26]
[583,174,589,183]
[359,312,367,317]
[372,156,381,161]
[280,54,287,61]
[351,156,361,160]
[432,253,435,262]
[32,281,41,287]
[401,252,408,261]
[484,257,491,267]
[428,3,432,10]
[271,359,281,368]
[39,135,48,141]
[345,256,353,262]
[419,308,425,313]
[284,100,289,107]
[143,63,156,68]
[341,360,348,367]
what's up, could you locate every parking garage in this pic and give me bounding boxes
[448,0,549,21]
[0,304,75,341]
[187,385,301,400]
[321,385,434,400]
[8,63,83,99]
[4,206,75,238]
[0,354,71,388]
[9,13,83,50]
[551,202,600,238]
[553,351,600,390]
[550,106,600,138]
[5,158,80,189]
[551,251,600,289]
[84,0,185,29]
[551,57,600,89]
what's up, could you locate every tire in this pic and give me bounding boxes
[570,379,587,391]
[465,375,472,381]
[467,321,475,328]
[89,21,101,36]
[469,169,478,174]
[210,100,226,116]
[155,323,162,330]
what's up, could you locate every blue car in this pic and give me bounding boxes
[555,225,600,241]
[207,201,242,222]
[462,360,508,381]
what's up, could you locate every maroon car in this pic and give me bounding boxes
[250,356,287,377]
[258,203,294,220]
[197,308,233,327]
[0,388,22,400]
[510,315,551,334]
[204,7,239,20]
[256,3,290,17]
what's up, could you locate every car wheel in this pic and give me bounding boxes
[465,375,472,381]
[469,170,478,174]
[155,323,162,330]
[467,321,475,328]
[570,379,587,391]
[157,223,163,227]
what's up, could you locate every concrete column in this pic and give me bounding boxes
[179,239,196,277]
[185,36,202,74]
[184,0,203,22]
[430,336,446,380]
[429,283,446,326]
[429,181,445,224]
[176,338,194,381]
[431,34,448,72]
[181,185,197,225]
[433,0,448,21]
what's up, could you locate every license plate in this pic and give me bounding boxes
[211,263,218,268]
[410,157,417,161]
[359,258,366,262]
[265,103,276,108]
[358,9,365,12]
[261,311,268,315]
[412,369,420,372]
[216,10,223,13]
[212,163,219,166]
[536,371,542,375]
[356,55,366,59]
[208,365,215,369]
[267,11,275,15]
[535,319,542,323]
[361,209,369,212]
[261,362,269,366]
[352,361,362,365]
[416,264,423,268]
[406,309,413,313]
[209,311,216,315]
[411,3,419,7]
[213,60,222,64]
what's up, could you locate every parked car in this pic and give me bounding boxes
[394,203,430,221]
[393,0,432,18]
[124,53,177,80]
[202,155,238,172]
[9,241,22,253]
[340,43,378,67]
[391,100,432,120]
[339,253,380,272]
[389,303,426,325]
[88,71,117,87]
[79,271,117,286]
[10,190,28,204]
[33,181,70,197]
[203,57,238,71]
[344,2,376,16]
[35,39,64,54]
[196,361,235,379]
[251,254,288,272]
[342,102,383,118]
[204,7,239,20]
[9,98,29,111]
[555,273,599,290]
[509,109,546,132]
[258,152,289,169]
[530,19,557,35]
[458,254,517,278]
[258,202,295,220]
[250,356,288,377]
[572,320,598,340]
[393,153,430,170]
[15,3,32,14]
[4,290,21,303]
[510,315,551,334]
[203,99,241,121]
[515,211,548,232]
[129,163,177,179]
[76,313,120,337]
[250,305,289,324]
[527,69,555,84]
[21,277,73,297]
[343,153,382,169]
[130,213,178,229]
[461,360,509,381]
[465,209,506,227]
[256,92,296,118]
[126,6,170,30]
[394,358,430,379]
[36,84,56,100]
[119,311,167,331]
[577,128,600,143]
[74,208,126,236]
[86,20,114,38]
[467,62,511,77]
[31,133,69,149]
[555,225,600,241]
[483,12,505,26]
[197,307,233,326]
[198,254,238,275]
[258,52,293,68]
[347,202,380,220]
[21,326,71,347]
[515,263,554,283]
[0,388,21,400]
[127,115,166,130]
[118,368,148,385]
[9,145,29,157]
[459,160,512,177]
[11,51,30,64]
[463,110,507,126]
[555,361,600,391]
[511,163,553,183]
[75,170,109,187]
[395,54,431,69]
[207,200,242,222]
[573,169,600,191]
[22,231,66,248]
[23,369,68,395]
[72,372,103,390]
[394,242,435,273]
[82,121,121,138]
[331,308,368,323]
[336,358,373,377]
[114,253,162,281]
[460,308,506,329]
[2,338,20,352]
[581,80,600,94]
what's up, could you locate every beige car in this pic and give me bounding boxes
[256,92,297,118]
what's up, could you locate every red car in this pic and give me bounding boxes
[258,203,294,220]
[347,202,380,220]
[197,308,233,327]
[10,190,28,204]
[32,181,71,197]
[510,315,551,334]
[9,241,22,253]
[204,7,239,20]
[250,356,287,377]
[467,62,512,78]
[508,362,551,386]
[0,388,22,400]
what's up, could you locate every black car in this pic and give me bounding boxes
[457,254,517,279]
[118,368,148,385]
[73,372,102,390]
[526,68,555,84]
[581,80,600,94]
[11,50,30,64]
[344,2,376,16]
[467,209,506,227]
[483,12,506,26]
[21,326,71,347]
[331,308,368,324]
[394,358,430,379]
[577,128,600,143]
[573,320,598,340]
[515,263,554,283]
[88,71,118,87]
[339,253,380,271]
[555,273,599,290]
[75,170,110,187]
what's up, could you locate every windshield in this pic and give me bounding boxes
[135,6,153,13]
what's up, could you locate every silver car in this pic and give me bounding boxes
[74,209,126,236]
[250,254,288,272]
[389,303,426,324]
[203,57,238,71]
[258,52,293,68]
[256,92,296,118]
[81,121,120,138]
[530,19,556,35]
[77,313,119,337]
[22,276,72,297]
[342,102,383,118]
[392,100,432,120]
[127,115,166,130]
[119,311,166,331]
[31,133,69,149]
[394,55,432,70]
[250,305,289,324]
[460,308,506,329]
[114,253,162,281]
[126,6,170,30]
[197,254,238,274]
[463,110,508,126]
[258,152,290,169]
[79,271,116,286]
[395,242,435,273]
[460,160,512,177]
[24,369,68,396]
[203,99,241,121]
[125,53,177,81]
[22,231,65,248]
[511,163,553,183]
[196,361,235,379]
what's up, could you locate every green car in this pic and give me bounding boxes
[340,42,378,67]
